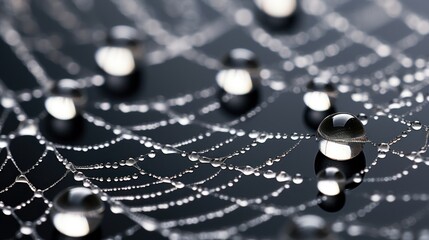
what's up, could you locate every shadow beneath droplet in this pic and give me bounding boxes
[317,191,346,213]
[101,68,143,98]
[218,88,260,116]
[40,114,85,143]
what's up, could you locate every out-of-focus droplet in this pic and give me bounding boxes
[304,78,336,111]
[51,187,104,237]
[217,48,259,96]
[45,79,86,121]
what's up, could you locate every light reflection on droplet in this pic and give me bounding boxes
[51,187,104,237]
[254,0,297,18]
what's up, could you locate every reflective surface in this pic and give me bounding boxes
[1,0,429,239]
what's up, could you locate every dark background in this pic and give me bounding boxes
[1,0,429,239]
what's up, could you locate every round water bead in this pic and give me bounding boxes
[95,26,141,77]
[45,79,86,120]
[254,0,297,19]
[316,167,346,196]
[51,187,104,237]
[216,48,259,96]
[303,78,337,111]
[283,215,335,240]
[317,113,367,161]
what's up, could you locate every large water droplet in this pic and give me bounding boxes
[51,187,104,237]
[317,113,367,161]
[44,79,86,120]
[217,48,259,95]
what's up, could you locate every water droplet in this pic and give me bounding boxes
[217,48,258,95]
[357,113,368,125]
[2,206,12,215]
[18,120,38,136]
[378,143,390,153]
[237,165,255,175]
[95,26,140,78]
[20,222,33,235]
[292,173,303,184]
[283,215,333,240]
[188,152,200,162]
[303,78,336,111]
[34,190,43,198]
[411,121,422,130]
[15,175,29,184]
[74,172,85,181]
[51,187,104,237]
[317,167,346,196]
[263,170,276,179]
[317,113,367,161]
[45,79,86,120]
[1,96,16,108]
[276,171,291,182]
[125,158,136,166]
[110,202,124,214]
[255,0,297,19]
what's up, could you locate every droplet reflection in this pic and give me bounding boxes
[317,113,367,161]
[315,151,366,213]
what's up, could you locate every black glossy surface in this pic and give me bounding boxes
[1,0,429,239]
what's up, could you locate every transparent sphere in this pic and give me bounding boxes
[283,215,335,240]
[44,79,86,120]
[316,167,346,196]
[216,48,259,95]
[254,0,297,18]
[95,26,141,77]
[303,78,336,111]
[51,187,104,237]
[317,113,367,161]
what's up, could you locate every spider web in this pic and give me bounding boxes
[1,0,429,239]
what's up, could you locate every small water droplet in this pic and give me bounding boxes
[237,165,255,175]
[293,174,303,184]
[276,171,291,182]
[20,222,33,235]
[74,172,85,181]
[125,158,136,166]
[2,206,12,215]
[411,121,422,130]
[15,175,29,184]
